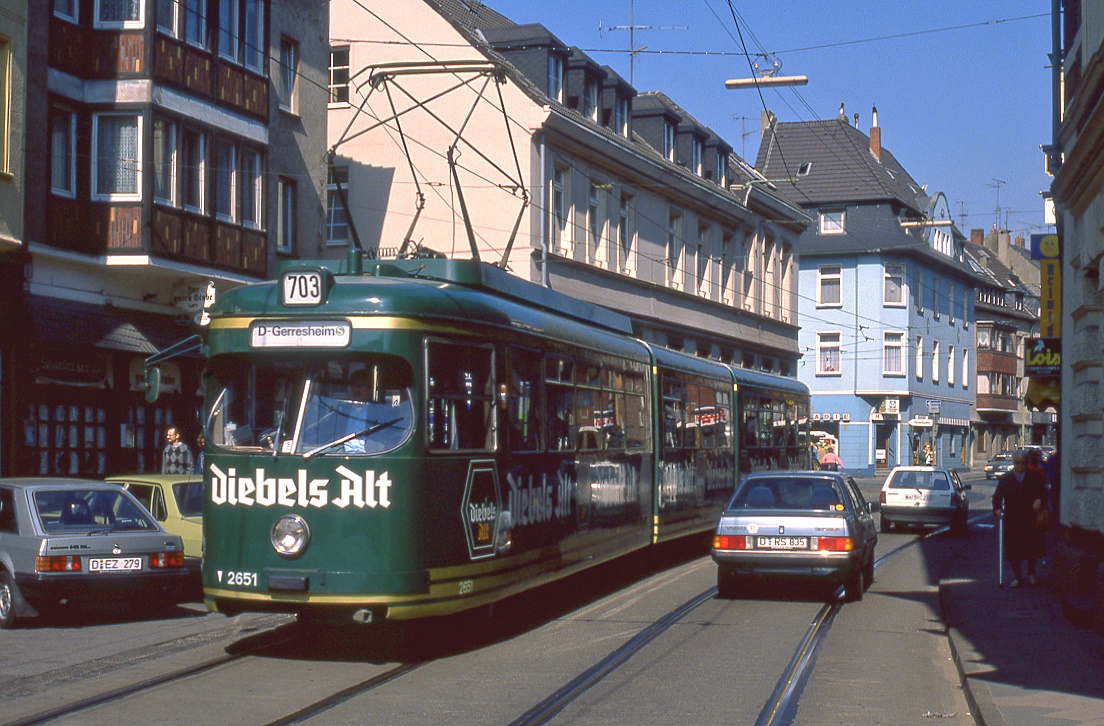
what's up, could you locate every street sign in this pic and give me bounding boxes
[926,399,941,414]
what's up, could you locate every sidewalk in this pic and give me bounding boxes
[852,471,1104,726]
[939,522,1104,726]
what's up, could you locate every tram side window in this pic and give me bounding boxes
[427,342,495,451]
[622,371,648,450]
[546,356,575,451]
[696,387,730,450]
[506,347,543,452]
[661,377,685,451]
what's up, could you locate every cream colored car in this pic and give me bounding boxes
[108,475,202,579]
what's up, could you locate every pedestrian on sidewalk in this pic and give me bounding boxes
[923,442,935,466]
[820,446,843,473]
[992,450,1048,588]
[162,426,194,475]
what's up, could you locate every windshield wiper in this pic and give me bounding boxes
[302,418,404,459]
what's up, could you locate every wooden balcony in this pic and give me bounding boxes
[976,393,1020,413]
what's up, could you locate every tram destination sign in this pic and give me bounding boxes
[250,321,351,348]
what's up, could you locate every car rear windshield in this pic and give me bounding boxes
[729,478,843,511]
[34,489,158,533]
[887,471,950,491]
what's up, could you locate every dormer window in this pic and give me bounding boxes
[715,152,727,186]
[614,95,629,137]
[583,78,598,121]
[820,209,845,235]
[663,121,675,162]
[548,55,564,103]
[691,137,703,175]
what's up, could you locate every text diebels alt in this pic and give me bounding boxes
[208,464,391,509]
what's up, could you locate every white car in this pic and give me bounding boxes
[878,466,970,535]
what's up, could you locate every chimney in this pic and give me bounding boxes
[853,113,859,128]
[837,102,846,121]
[869,105,882,162]
[971,228,984,245]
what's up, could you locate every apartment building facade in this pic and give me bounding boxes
[2,0,327,476]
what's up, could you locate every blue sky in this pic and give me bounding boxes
[485,0,1054,239]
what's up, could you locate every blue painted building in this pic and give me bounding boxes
[757,107,986,475]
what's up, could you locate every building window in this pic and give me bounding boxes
[720,232,736,304]
[218,0,240,60]
[697,224,710,296]
[884,263,904,305]
[949,284,956,322]
[715,150,726,186]
[819,210,845,234]
[243,0,264,70]
[279,37,299,113]
[617,194,633,274]
[95,0,144,29]
[181,127,206,213]
[277,177,295,253]
[547,55,563,103]
[586,181,602,265]
[55,0,79,23]
[817,264,841,306]
[0,38,8,176]
[329,46,350,104]
[614,95,629,137]
[883,332,905,376]
[214,140,237,222]
[948,345,955,386]
[92,114,142,200]
[691,137,703,175]
[977,327,991,349]
[326,165,349,246]
[185,0,206,48]
[932,340,940,383]
[152,118,177,206]
[583,78,598,121]
[241,148,262,229]
[667,210,683,289]
[552,167,568,253]
[817,332,841,375]
[663,121,675,162]
[50,108,77,197]
[931,276,940,317]
[915,336,923,379]
[962,350,969,388]
[156,0,178,36]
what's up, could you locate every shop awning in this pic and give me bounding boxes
[28,296,193,355]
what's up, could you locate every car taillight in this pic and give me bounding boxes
[713,535,748,550]
[879,490,887,504]
[812,537,854,552]
[36,555,81,572]
[148,552,185,569]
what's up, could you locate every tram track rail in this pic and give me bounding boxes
[3,512,987,725]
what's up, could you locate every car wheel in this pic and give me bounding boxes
[1,570,21,629]
[880,514,893,533]
[717,570,739,599]
[845,566,864,602]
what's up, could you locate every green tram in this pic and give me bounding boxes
[198,255,809,623]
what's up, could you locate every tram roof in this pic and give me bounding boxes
[732,367,810,398]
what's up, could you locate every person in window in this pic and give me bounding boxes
[194,432,206,474]
[820,446,843,472]
[162,427,194,474]
[993,450,1049,588]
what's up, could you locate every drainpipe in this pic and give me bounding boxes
[539,134,549,287]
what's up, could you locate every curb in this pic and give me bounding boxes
[943,622,993,726]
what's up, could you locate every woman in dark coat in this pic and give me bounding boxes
[993,450,1049,587]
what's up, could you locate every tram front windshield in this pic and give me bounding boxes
[207,355,415,457]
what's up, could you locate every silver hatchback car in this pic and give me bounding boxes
[0,478,190,628]
[879,466,970,535]
[711,472,878,601]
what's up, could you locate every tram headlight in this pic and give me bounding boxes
[271,514,311,558]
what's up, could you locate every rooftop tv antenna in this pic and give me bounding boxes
[600,0,686,84]
[986,178,1006,230]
